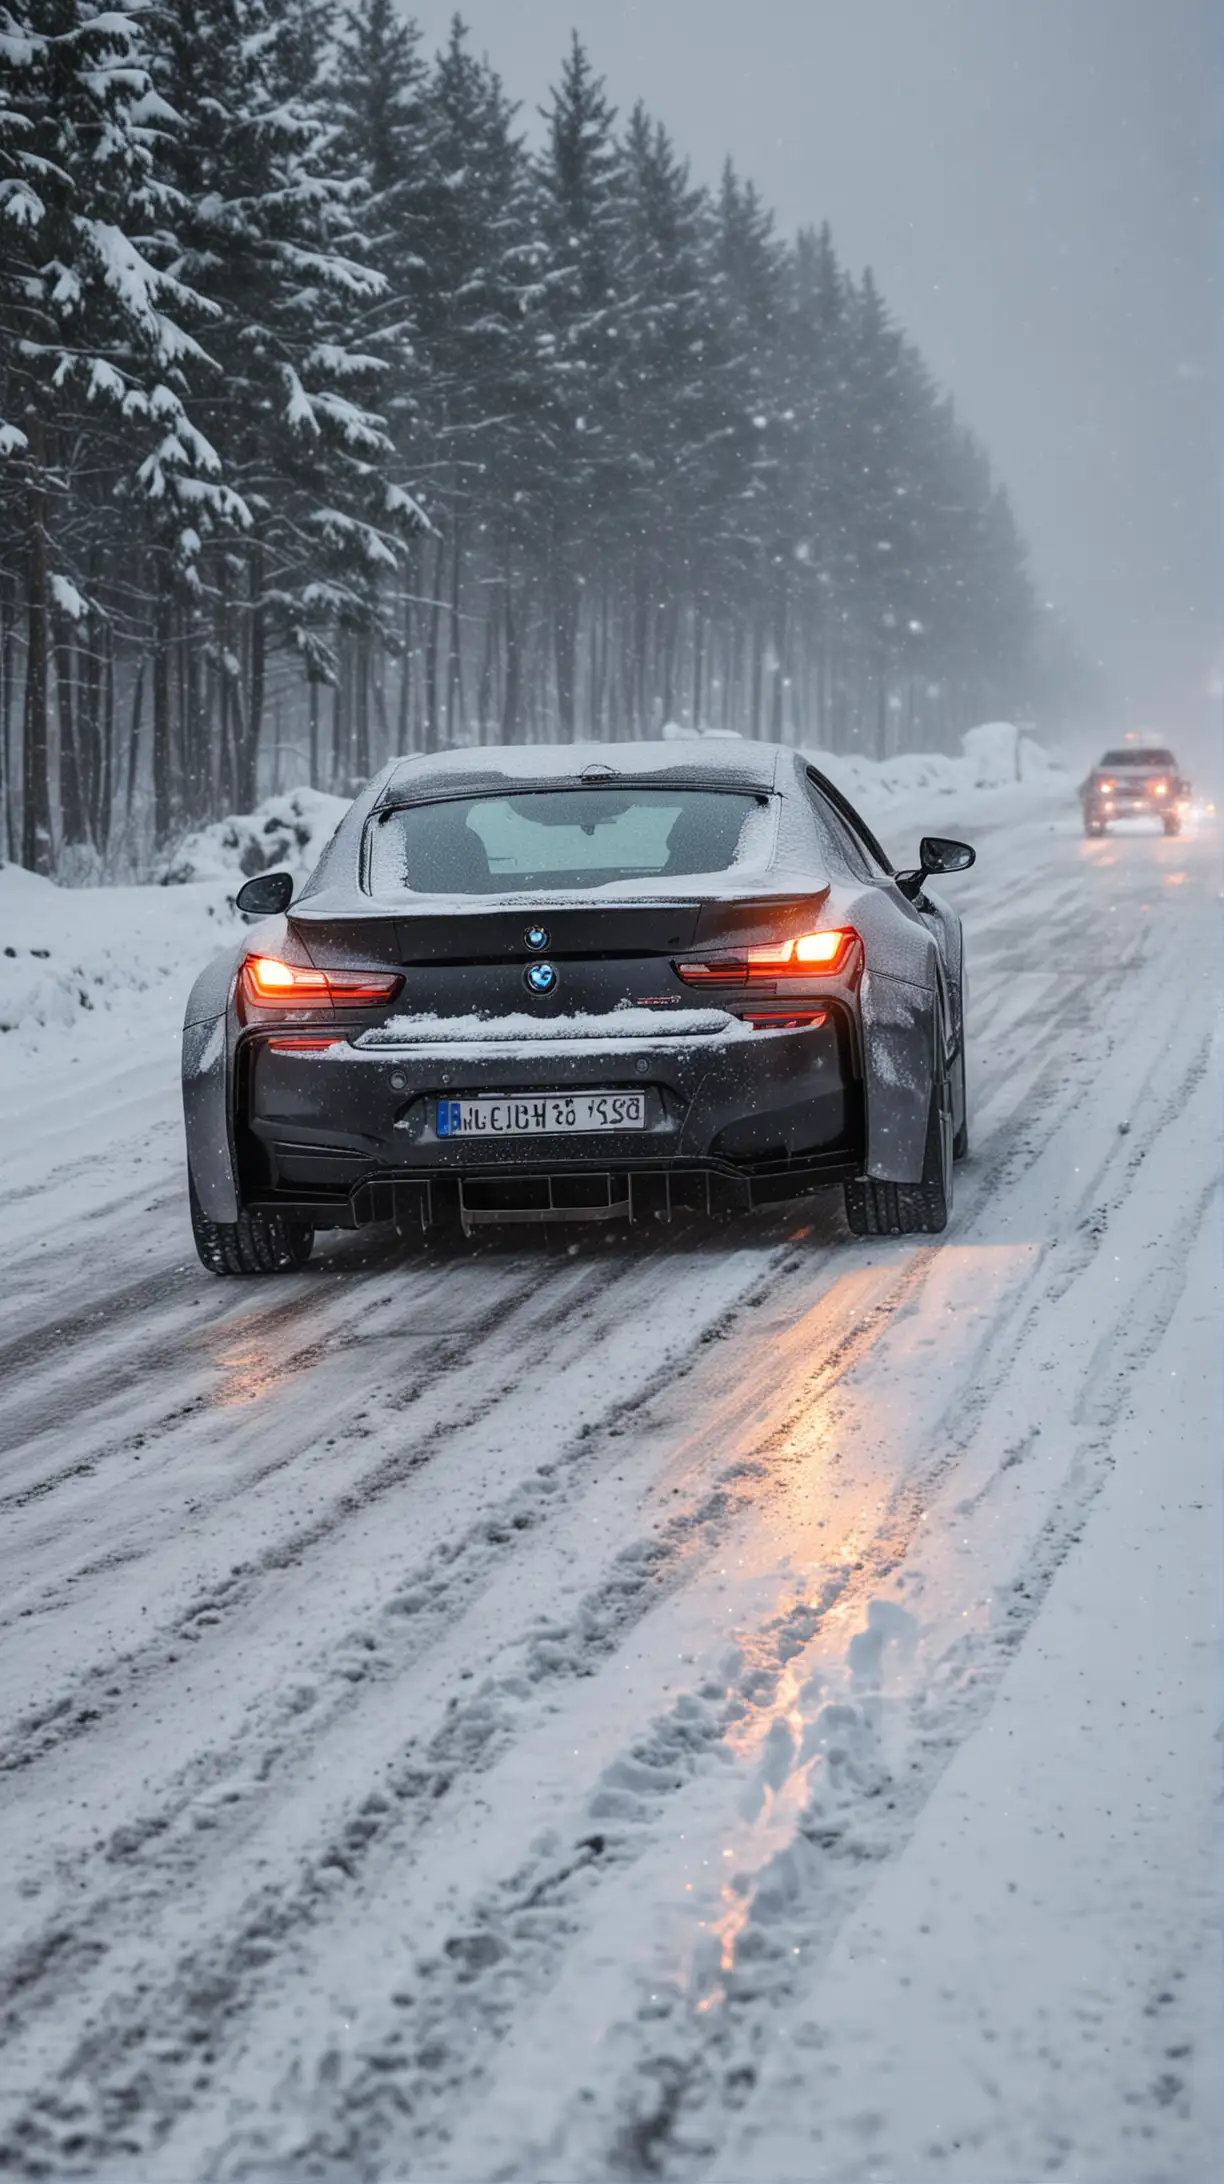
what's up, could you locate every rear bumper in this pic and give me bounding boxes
[236,1011,862,1224]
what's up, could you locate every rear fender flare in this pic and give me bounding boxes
[183,920,296,1224]
[182,1010,240,1224]
[182,942,249,1224]
[860,968,938,1185]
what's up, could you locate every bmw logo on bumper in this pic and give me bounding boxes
[524,960,557,996]
[524,924,550,950]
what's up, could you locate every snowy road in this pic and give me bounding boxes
[1,799,1220,2182]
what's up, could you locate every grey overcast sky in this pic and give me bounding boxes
[408,0,1222,759]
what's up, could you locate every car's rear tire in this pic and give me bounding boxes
[1084,817,1105,837]
[844,1060,953,1237]
[189,1179,314,1276]
[1162,814,1181,836]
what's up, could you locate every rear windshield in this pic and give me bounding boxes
[1098,748,1176,769]
[366,787,772,896]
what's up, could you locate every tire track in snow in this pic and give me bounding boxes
[0,1241,930,2175]
[2,1250,939,2175]
[888,1024,1216,1540]
[614,1179,1223,2184]
[0,1232,832,2007]
[402,1115,1219,2184]
[0,1249,633,1767]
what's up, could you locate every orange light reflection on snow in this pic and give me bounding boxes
[689,1242,1029,2012]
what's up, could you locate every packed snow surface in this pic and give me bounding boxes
[0,730,1219,2184]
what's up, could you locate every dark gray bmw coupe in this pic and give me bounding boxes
[181,741,975,1273]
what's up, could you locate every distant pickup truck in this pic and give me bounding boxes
[1080,746,1190,837]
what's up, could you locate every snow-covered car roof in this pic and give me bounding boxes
[376,739,783,806]
[291,741,831,917]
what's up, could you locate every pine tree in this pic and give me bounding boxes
[155,0,413,810]
[706,164,785,735]
[0,0,230,866]
[613,106,721,731]
[531,35,626,736]
[412,17,537,747]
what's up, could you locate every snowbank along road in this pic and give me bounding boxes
[0,788,1220,2183]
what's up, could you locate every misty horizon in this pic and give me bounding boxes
[409,0,1223,769]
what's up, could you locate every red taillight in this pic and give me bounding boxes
[1098,778,1115,791]
[242,956,402,1008]
[675,928,856,983]
[1152,780,1168,796]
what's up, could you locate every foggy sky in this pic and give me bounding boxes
[408,0,1222,761]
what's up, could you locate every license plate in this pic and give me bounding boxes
[435,1092,647,1139]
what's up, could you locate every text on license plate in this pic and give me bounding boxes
[435,1092,646,1138]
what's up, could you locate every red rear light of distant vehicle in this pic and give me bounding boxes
[1152,779,1168,796]
[1098,778,1115,791]
[675,928,856,983]
[242,956,402,1007]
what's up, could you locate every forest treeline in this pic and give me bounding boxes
[2,0,1060,876]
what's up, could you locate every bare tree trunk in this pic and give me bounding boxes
[355,634,370,778]
[770,583,789,743]
[631,562,649,736]
[21,411,54,874]
[242,542,265,808]
[372,646,391,763]
[590,589,611,737]
[55,613,89,848]
[330,639,344,791]
[502,560,522,744]
[125,656,146,824]
[1,595,16,860]
[476,588,497,744]
[661,599,678,725]
[749,618,764,740]
[424,532,445,752]
[553,553,579,741]
[80,548,103,835]
[179,612,201,818]
[99,618,115,854]
[396,561,414,753]
[446,521,464,745]
[152,571,173,843]
[691,608,705,731]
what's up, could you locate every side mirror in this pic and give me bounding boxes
[920,836,975,875]
[236,869,294,917]
[896,836,975,901]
